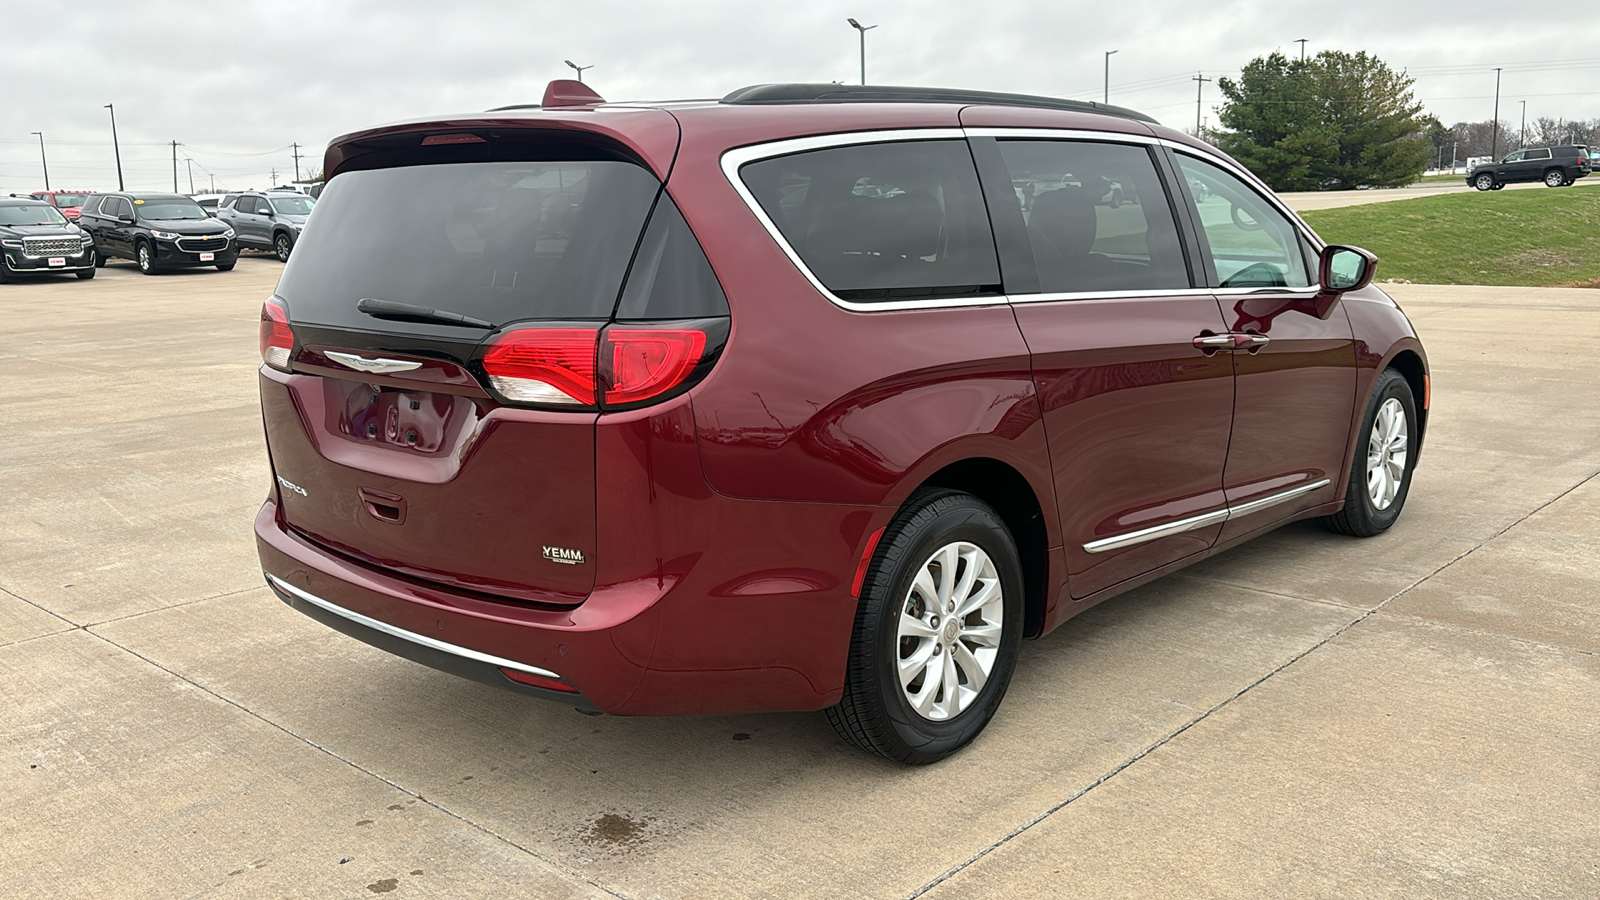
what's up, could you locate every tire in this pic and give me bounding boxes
[0,259,13,284]
[1320,368,1418,537]
[1544,169,1566,187]
[273,232,293,262]
[216,262,236,271]
[136,240,159,275]
[1473,174,1495,191]
[826,489,1025,764]
[93,248,106,268]
[76,266,96,280]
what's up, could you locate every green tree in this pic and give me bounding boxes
[1216,51,1432,191]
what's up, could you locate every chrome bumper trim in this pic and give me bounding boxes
[265,574,562,681]
[1083,478,1333,554]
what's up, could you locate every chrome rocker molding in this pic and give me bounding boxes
[264,574,563,681]
[1083,478,1332,553]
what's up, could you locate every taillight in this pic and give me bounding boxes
[259,297,293,371]
[481,328,599,405]
[602,329,707,405]
[480,323,715,409]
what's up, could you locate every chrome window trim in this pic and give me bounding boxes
[720,128,1011,313]
[1009,287,1215,305]
[1082,478,1332,553]
[265,574,564,681]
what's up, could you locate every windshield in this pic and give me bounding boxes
[277,159,661,333]
[51,193,90,208]
[0,205,69,226]
[269,196,315,215]
[134,199,209,221]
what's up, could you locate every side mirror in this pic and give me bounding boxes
[1319,244,1376,293]
[118,216,135,225]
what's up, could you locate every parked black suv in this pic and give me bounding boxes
[78,192,239,274]
[0,197,96,282]
[216,190,314,261]
[1467,145,1591,190]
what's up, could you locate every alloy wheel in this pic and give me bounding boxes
[1366,397,1409,511]
[1474,175,1494,191]
[895,541,1004,721]
[275,234,291,261]
[1545,170,1565,187]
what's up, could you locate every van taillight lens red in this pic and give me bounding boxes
[259,298,293,371]
[481,328,599,405]
[602,329,707,405]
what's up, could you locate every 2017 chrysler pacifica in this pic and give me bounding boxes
[256,81,1428,763]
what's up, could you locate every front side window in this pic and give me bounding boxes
[237,197,260,215]
[739,140,1001,302]
[994,139,1189,294]
[104,197,131,219]
[1176,154,1310,289]
[1503,151,1526,163]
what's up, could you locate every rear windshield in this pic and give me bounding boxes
[52,193,90,207]
[276,160,661,330]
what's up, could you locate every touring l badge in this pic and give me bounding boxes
[542,545,586,566]
[276,475,308,497]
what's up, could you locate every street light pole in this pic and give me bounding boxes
[847,18,877,85]
[1518,100,1527,149]
[563,59,593,82]
[104,104,124,191]
[1489,68,1502,161]
[1104,50,1118,104]
[1294,39,1307,62]
[185,158,195,194]
[30,132,50,190]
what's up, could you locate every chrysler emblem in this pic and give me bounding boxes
[325,351,423,375]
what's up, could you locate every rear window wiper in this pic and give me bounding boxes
[356,298,494,329]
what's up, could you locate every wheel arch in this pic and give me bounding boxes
[905,456,1053,639]
[1382,346,1429,458]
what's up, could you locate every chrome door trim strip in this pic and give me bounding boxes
[1083,508,1230,554]
[720,128,1011,314]
[1081,478,1333,553]
[265,574,563,681]
[1225,477,1331,518]
[1007,287,1217,304]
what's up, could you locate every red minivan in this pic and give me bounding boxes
[256,82,1428,763]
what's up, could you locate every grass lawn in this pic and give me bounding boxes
[1300,188,1600,286]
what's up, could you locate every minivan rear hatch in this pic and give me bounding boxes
[260,120,679,605]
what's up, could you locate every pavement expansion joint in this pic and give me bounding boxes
[79,625,639,900]
[905,465,1600,900]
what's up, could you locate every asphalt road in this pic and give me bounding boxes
[1280,175,1600,211]
[2,258,1597,898]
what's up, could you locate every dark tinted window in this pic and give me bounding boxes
[740,140,1001,301]
[1528,149,1552,160]
[995,140,1189,293]
[276,160,661,332]
[80,196,105,215]
[614,192,728,320]
[104,197,130,219]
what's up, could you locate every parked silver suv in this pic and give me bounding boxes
[217,190,315,260]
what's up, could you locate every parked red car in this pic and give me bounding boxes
[29,190,92,221]
[257,82,1428,763]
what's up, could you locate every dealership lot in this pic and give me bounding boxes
[2,259,1596,898]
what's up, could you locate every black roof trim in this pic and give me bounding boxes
[720,83,1158,124]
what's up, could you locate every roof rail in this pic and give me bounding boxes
[720,83,1158,124]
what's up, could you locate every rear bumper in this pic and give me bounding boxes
[256,486,876,715]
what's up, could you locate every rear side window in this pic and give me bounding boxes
[614,192,728,321]
[276,159,661,332]
[994,139,1189,294]
[739,140,1001,302]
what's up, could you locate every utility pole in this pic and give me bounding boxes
[30,132,50,190]
[1192,72,1212,137]
[1490,67,1502,161]
[184,158,195,194]
[1518,100,1527,149]
[291,143,304,183]
[1294,39,1307,62]
[1104,50,1118,104]
[209,174,216,193]
[171,141,181,193]
[270,168,279,187]
[563,59,593,82]
[104,104,124,191]
[847,18,876,85]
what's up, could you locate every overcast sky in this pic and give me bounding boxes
[5,0,1599,194]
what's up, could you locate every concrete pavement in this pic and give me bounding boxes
[2,263,1596,898]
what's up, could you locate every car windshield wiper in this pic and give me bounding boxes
[356,298,494,329]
